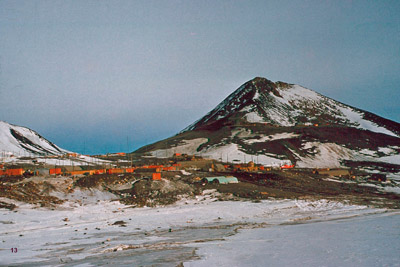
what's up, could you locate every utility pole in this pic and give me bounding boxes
[165,141,168,165]
[127,136,129,153]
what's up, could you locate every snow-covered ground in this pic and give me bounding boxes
[0,191,398,266]
[185,211,400,267]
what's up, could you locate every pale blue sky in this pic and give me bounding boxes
[0,0,399,154]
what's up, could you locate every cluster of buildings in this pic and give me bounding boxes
[230,161,294,172]
[0,152,297,182]
[0,162,182,181]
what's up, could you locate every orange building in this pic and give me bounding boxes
[152,173,161,180]
[162,166,176,171]
[125,167,136,173]
[67,170,94,176]
[49,168,62,175]
[94,169,106,175]
[280,164,295,169]
[135,167,162,173]
[3,168,24,176]
[107,168,124,174]
[146,165,164,169]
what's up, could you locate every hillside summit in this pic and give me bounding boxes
[184,77,399,135]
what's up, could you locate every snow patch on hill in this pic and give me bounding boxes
[295,142,356,168]
[244,132,300,144]
[149,138,291,166]
[150,138,208,158]
[379,154,400,165]
[294,142,400,168]
[355,146,400,165]
[201,143,291,166]
[337,106,397,137]
[244,112,264,123]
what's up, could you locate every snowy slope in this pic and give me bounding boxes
[149,138,292,167]
[0,121,69,156]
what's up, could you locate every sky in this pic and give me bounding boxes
[0,0,399,155]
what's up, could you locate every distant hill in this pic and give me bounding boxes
[0,120,69,156]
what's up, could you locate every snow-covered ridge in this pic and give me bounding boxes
[250,83,398,137]
[182,82,256,132]
[0,120,69,156]
[181,77,399,137]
